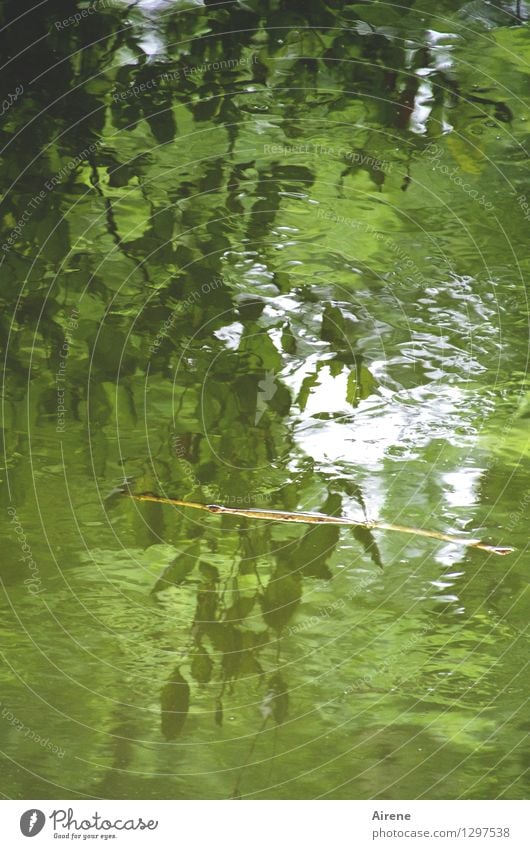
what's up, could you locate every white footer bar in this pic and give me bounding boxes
[2,799,528,849]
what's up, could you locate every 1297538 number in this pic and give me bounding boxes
[466,827,510,838]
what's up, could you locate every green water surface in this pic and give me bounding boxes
[0,0,529,799]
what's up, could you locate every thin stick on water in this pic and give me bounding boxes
[120,491,514,556]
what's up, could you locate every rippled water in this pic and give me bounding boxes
[0,0,528,799]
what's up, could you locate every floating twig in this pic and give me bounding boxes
[120,491,514,556]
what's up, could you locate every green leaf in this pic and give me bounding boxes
[347,364,378,405]
[261,564,301,631]
[199,561,220,583]
[190,649,214,684]
[352,525,383,569]
[298,369,320,412]
[357,364,378,399]
[346,369,359,406]
[281,321,297,353]
[294,493,343,578]
[152,542,200,593]
[220,626,244,682]
[160,667,190,740]
[333,479,368,516]
[321,303,346,345]
[194,581,219,625]
[225,574,258,621]
[238,328,282,371]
